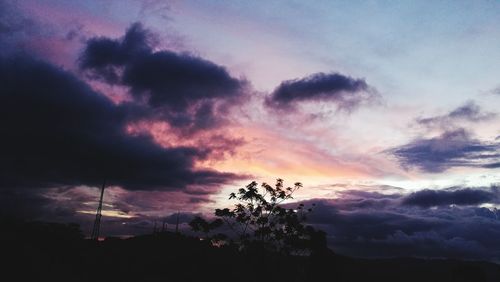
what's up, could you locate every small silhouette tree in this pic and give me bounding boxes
[190,179,326,255]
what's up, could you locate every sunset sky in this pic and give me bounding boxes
[1,0,500,260]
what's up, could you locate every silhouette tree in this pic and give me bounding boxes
[190,179,326,255]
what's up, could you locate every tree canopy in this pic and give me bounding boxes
[190,179,326,255]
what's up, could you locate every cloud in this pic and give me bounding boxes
[402,188,499,208]
[298,186,500,261]
[0,1,32,37]
[0,55,240,190]
[80,23,248,133]
[265,72,375,111]
[0,186,98,223]
[125,120,247,163]
[483,162,500,168]
[0,1,88,67]
[79,23,155,83]
[0,184,220,237]
[417,101,496,128]
[389,129,500,173]
[491,86,500,95]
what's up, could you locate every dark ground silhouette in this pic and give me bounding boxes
[2,219,499,282]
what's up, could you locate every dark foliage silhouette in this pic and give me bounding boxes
[190,179,327,255]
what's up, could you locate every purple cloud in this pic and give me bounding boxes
[297,186,500,261]
[402,188,499,208]
[417,101,496,127]
[0,55,241,191]
[266,72,375,111]
[80,23,248,134]
[389,129,500,173]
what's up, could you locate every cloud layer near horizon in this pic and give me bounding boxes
[301,185,500,260]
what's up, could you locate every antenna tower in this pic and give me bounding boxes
[91,180,106,240]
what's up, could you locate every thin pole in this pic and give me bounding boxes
[91,180,106,240]
[161,219,167,233]
[175,211,180,233]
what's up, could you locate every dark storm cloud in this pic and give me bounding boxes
[389,129,500,173]
[299,187,500,260]
[266,72,374,110]
[0,55,240,190]
[417,101,496,127]
[80,23,247,133]
[122,50,243,109]
[402,188,499,208]
[79,23,154,83]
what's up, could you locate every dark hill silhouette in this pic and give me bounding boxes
[2,218,499,282]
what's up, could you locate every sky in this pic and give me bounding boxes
[1,0,500,261]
